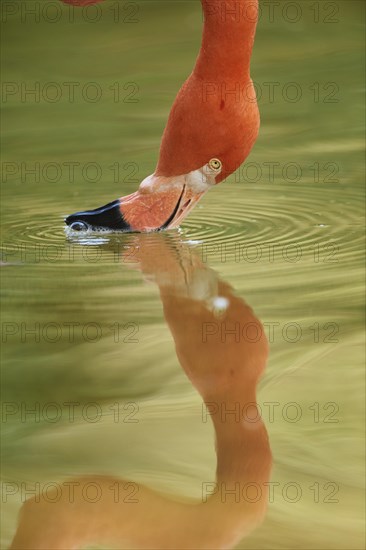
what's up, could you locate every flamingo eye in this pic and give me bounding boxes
[209,158,222,171]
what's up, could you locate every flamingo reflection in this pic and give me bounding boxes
[11,233,272,550]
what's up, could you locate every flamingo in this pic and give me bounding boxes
[63,0,260,232]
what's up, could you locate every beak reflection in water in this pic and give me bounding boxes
[11,233,272,550]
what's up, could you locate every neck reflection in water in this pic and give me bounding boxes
[11,233,272,550]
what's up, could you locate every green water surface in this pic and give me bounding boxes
[1,1,365,548]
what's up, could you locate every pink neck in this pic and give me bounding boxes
[194,0,259,80]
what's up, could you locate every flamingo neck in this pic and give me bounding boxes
[194,0,258,80]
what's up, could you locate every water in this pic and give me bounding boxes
[1,1,365,548]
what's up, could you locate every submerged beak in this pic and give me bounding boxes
[65,200,131,232]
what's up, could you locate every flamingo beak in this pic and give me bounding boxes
[64,189,202,232]
[163,186,203,229]
[65,199,131,232]
[65,166,214,232]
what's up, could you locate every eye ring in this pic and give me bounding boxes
[208,158,222,171]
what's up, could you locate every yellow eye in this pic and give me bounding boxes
[209,158,222,171]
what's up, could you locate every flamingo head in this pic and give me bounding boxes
[65,159,223,232]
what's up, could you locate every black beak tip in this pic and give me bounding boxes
[64,200,131,232]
